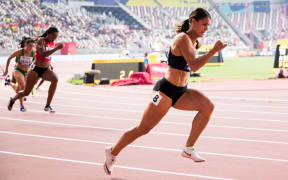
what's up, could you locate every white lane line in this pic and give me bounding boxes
[0,93,147,106]
[0,150,234,180]
[3,98,288,124]
[62,81,288,94]
[59,83,151,94]
[1,106,288,132]
[1,104,288,132]
[56,89,288,103]
[2,96,288,117]
[207,125,288,133]
[3,85,288,103]
[57,90,149,99]
[1,130,287,163]
[216,110,288,115]
[18,97,288,115]
[1,106,288,133]
[63,81,288,94]
[212,116,288,123]
[56,88,288,103]
[2,88,288,113]
[5,85,287,105]
[4,92,288,110]
[209,96,288,103]
[212,103,288,109]
[1,117,288,145]
[1,96,288,123]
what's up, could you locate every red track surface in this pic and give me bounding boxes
[0,61,288,180]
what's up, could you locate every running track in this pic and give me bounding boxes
[0,61,288,180]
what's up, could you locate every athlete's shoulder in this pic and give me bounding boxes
[176,32,189,39]
[36,38,45,50]
[174,32,191,48]
[175,32,190,42]
[14,49,23,55]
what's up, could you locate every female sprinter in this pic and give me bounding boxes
[8,26,64,113]
[104,8,227,175]
[3,37,35,112]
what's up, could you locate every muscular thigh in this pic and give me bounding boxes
[138,91,172,129]
[13,70,24,83]
[41,69,57,82]
[13,71,25,89]
[25,70,39,92]
[173,89,213,111]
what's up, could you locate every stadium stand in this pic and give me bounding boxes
[0,0,287,53]
[125,0,158,7]
[156,0,208,7]
[219,1,288,49]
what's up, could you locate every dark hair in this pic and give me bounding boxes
[176,8,211,34]
[19,36,35,48]
[40,26,59,37]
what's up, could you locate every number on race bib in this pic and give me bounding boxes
[152,92,162,106]
[153,95,159,102]
[20,56,33,66]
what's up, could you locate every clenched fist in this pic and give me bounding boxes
[56,43,64,50]
[213,40,227,52]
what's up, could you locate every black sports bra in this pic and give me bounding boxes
[168,39,199,72]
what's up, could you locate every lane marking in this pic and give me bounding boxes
[1,117,288,145]
[0,150,234,180]
[1,89,288,116]
[1,105,288,132]
[3,86,288,104]
[0,130,287,163]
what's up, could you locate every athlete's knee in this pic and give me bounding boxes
[200,101,214,117]
[18,84,25,91]
[52,76,58,83]
[136,125,152,136]
[207,101,215,113]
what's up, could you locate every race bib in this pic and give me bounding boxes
[19,56,33,66]
[151,91,162,106]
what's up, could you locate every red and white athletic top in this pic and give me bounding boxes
[35,39,55,62]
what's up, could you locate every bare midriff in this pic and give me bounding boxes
[165,67,189,87]
[34,58,50,68]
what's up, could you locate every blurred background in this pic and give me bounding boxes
[0,0,288,81]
